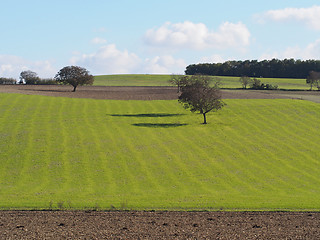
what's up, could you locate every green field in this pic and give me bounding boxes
[94,74,309,90]
[0,93,320,210]
[94,74,172,86]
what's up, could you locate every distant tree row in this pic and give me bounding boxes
[0,77,16,84]
[185,59,320,79]
[0,66,94,92]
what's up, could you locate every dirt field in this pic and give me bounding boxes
[1,84,320,239]
[1,211,320,239]
[1,84,320,102]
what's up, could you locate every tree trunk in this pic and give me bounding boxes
[203,113,207,124]
[72,85,77,92]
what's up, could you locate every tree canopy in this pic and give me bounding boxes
[185,59,320,79]
[306,71,320,90]
[178,75,225,124]
[54,66,94,92]
[20,70,40,84]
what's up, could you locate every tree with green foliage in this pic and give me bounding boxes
[20,70,40,84]
[54,66,94,92]
[178,75,225,124]
[239,76,251,89]
[306,71,320,90]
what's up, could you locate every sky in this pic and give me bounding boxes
[1,0,320,78]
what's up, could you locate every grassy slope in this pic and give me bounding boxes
[0,93,320,210]
[94,74,309,90]
[94,74,172,86]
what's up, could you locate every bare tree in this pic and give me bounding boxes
[306,71,320,90]
[168,74,188,93]
[178,75,225,124]
[54,66,94,92]
[239,76,251,89]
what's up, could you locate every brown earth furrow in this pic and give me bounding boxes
[1,84,320,101]
[0,211,319,239]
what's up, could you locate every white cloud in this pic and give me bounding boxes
[200,54,225,63]
[261,5,320,30]
[91,37,107,44]
[144,55,186,74]
[144,21,251,50]
[260,39,320,60]
[0,55,56,79]
[71,44,186,75]
[71,44,141,75]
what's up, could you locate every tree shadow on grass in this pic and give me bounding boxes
[132,123,187,128]
[111,113,184,118]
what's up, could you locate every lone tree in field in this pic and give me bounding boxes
[54,66,94,92]
[169,74,188,92]
[20,70,40,84]
[239,76,251,89]
[306,71,320,90]
[178,75,225,124]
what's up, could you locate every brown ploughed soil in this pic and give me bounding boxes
[1,211,320,239]
[1,84,320,239]
[1,84,320,102]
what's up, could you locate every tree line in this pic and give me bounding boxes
[185,59,320,79]
[0,66,94,92]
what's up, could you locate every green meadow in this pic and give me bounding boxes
[94,74,172,86]
[0,93,320,210]
[94,74,309,90]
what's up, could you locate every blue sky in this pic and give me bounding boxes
[1,0,320,78]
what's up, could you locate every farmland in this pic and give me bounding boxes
[0,92,320,210]
[94,74,309,90]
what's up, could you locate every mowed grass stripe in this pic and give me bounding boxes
[16,96,46,195]
[1,93,320,209]
[81,100,114,198]
[165,125,238,195]
[104,101,142,197]
[229,100,319,194]
[245,100,320,189]
[0,94,32,196]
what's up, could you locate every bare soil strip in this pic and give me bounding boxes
[0,211,319,239]
[1,84,320,101]
[1,85,320,239]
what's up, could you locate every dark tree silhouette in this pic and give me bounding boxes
[178,75,225,124]
[54,66,94,92]
[20,70,40,84]
[185,59,320,79]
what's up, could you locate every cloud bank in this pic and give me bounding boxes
[71,43,186,75]
[259,38,320,60]
[262,5,320,30]
[144,21,251,50]
[0,55,56,79]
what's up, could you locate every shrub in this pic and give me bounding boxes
[0,77,16,84]
[249,78,278,90]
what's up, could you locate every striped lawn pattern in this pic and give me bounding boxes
[0,93,320,210]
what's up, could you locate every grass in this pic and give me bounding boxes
[94,74,172,86]
[0,93,320,210]
[94,74,309,90]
